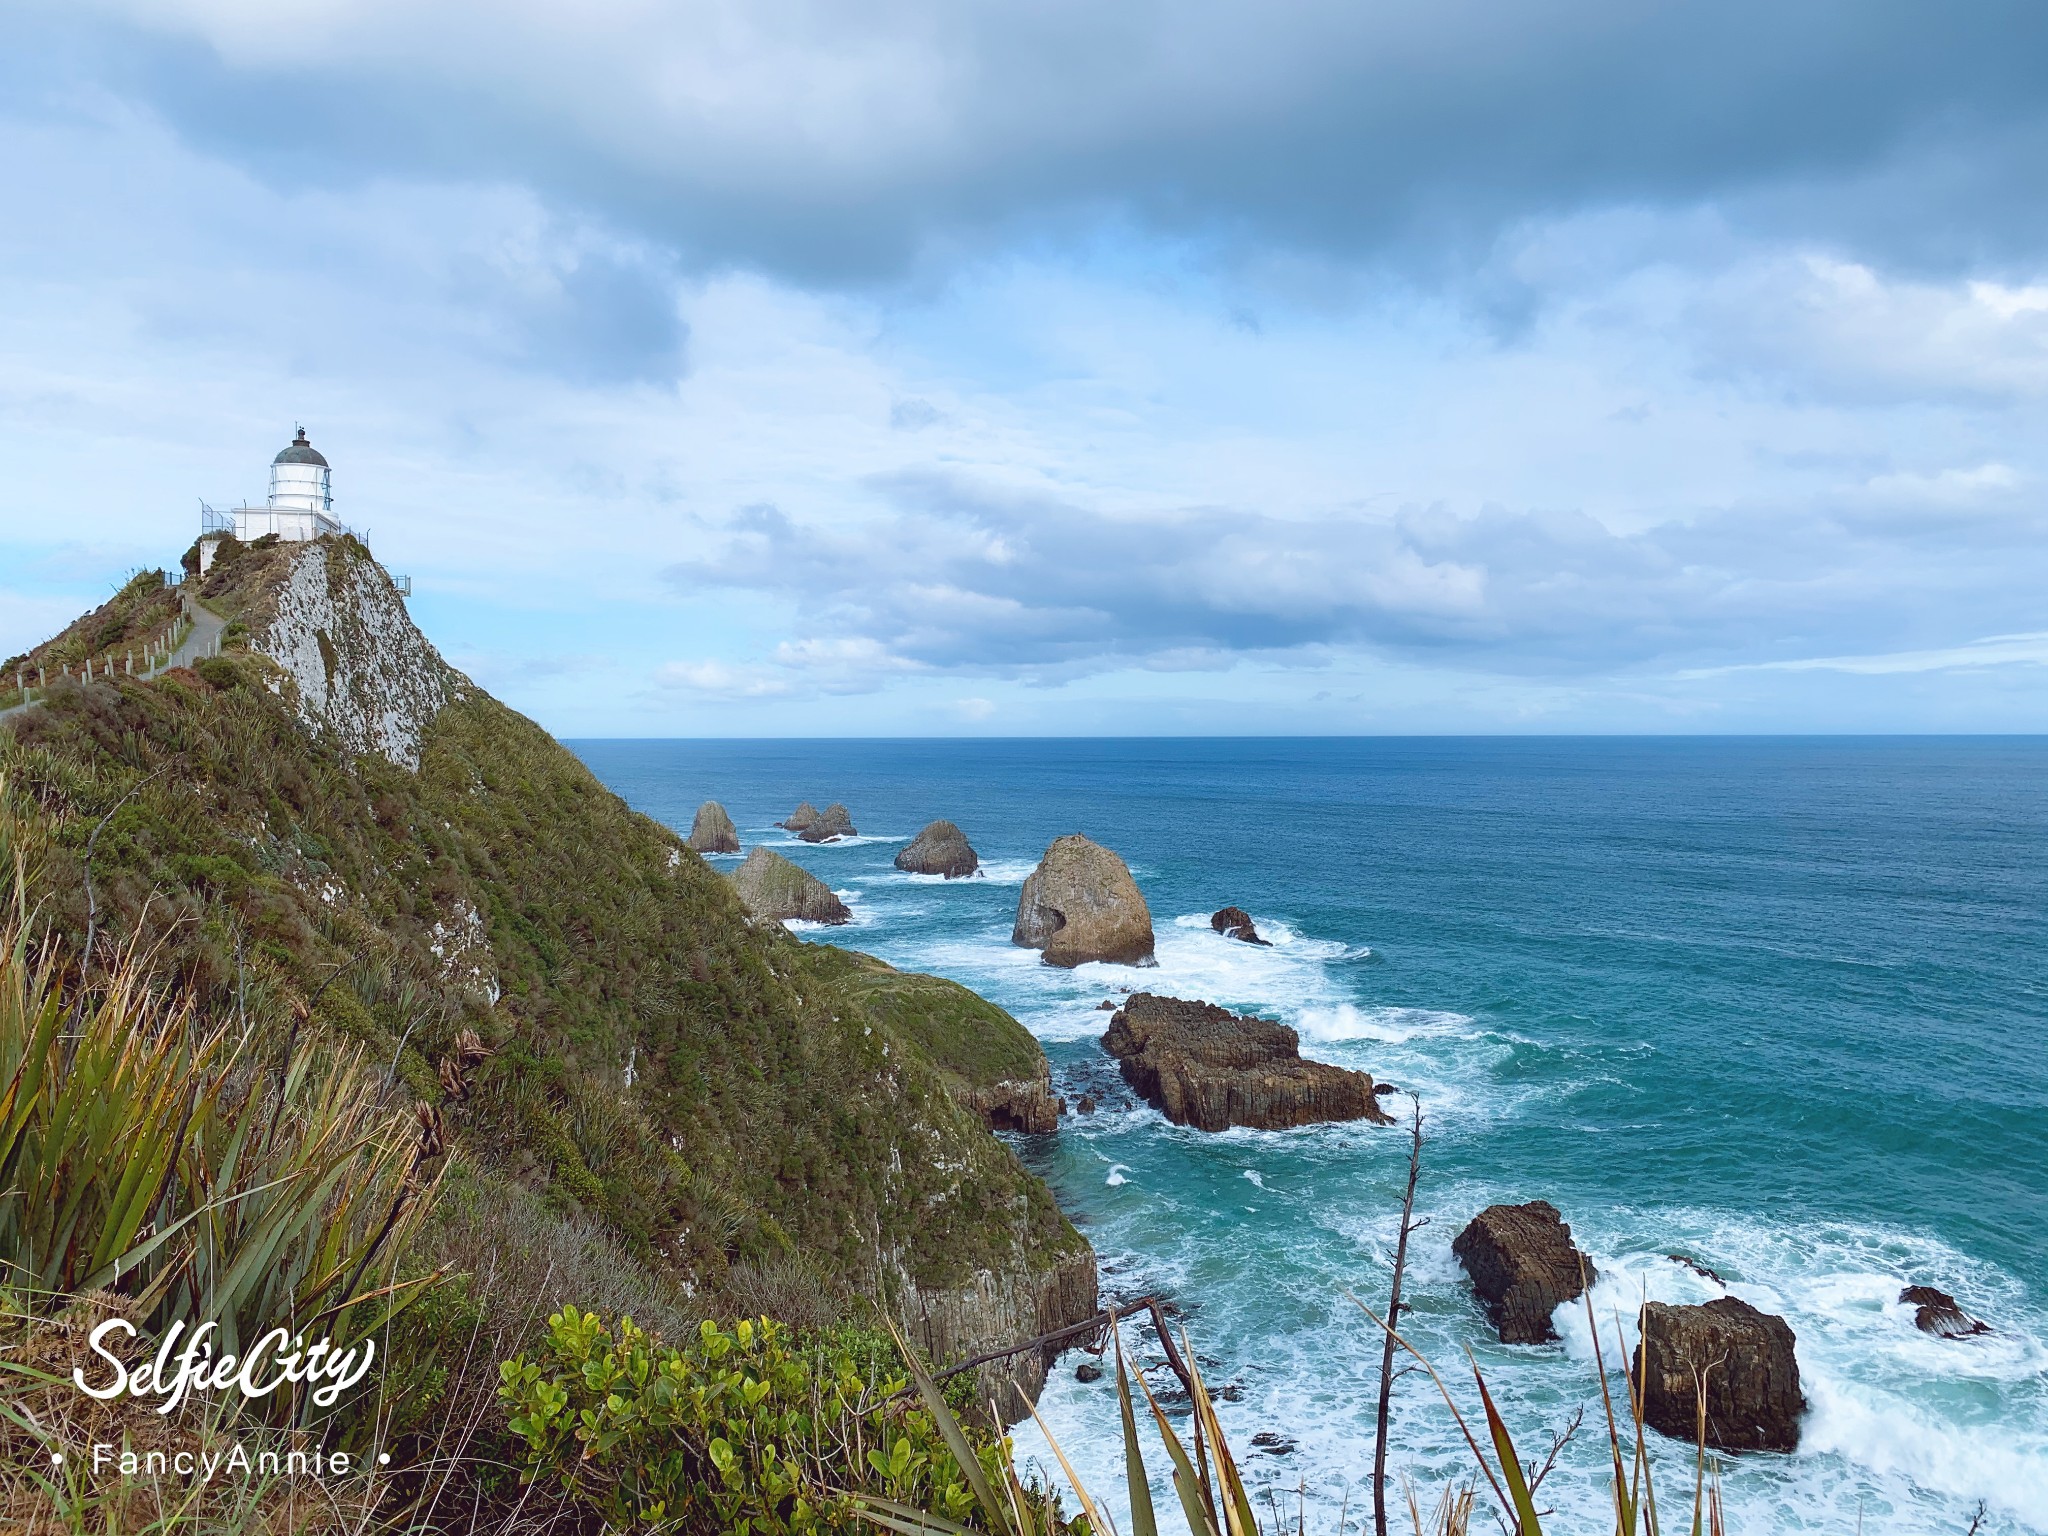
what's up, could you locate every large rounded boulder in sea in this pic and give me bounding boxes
[895,820,979,878]
[686,800,740,854]
[797,802,857,843]
[1013,834,1155,967]
[727,848,850,925]
[1634,1297,1805,1453]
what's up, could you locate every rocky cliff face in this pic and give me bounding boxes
[245,541,453,770]
[894,1232,1098,1421]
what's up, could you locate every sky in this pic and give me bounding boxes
[2,1,2046,735]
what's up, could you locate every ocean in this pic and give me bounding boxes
[569,737,2048,1535]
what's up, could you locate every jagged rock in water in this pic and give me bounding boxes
[1210,906,1272,946]
[797,802,857,843]
[727,848,849,924]
[896,819,980,878]
[1452,1202,1597,1344]
[687,800,740,853]
[1013,835,1155,967]
[1101,993,1393,1131]
[1250,1432,1296,1456]
[1901,1285,1990,1338]
[1634,1298,1804,1453]
[1668,1253,1727,1286]
[779,801,820,832]
[1075,1360,1104,1383]
[1077,1094,1098,1114]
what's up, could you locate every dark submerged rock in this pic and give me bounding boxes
[1667,1253,1727,1286]
[1101,993,1393,1132]
[895,819,980,878]
[1634,1297,1805,1453]
[1901,1285,1990,1338]
[1452,1201,1596,1344]
[1209,906,1272,946]
[686,800,740,854]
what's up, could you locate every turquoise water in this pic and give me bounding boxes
[571,738,2048,1534]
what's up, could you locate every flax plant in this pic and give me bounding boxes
[0,911,443,1389]
[860,1299,1727,1536]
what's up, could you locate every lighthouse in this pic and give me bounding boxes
[198,428,346,571]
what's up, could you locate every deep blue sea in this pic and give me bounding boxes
[570,737,2048,1535]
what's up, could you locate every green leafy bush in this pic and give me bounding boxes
[500,1308,1004,1534]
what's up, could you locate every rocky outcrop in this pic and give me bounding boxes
[1101,993,1392,1131]
[958,1078,1062,1135]
[1210,907,1272,946]
[727,848,849,924]
[896,820,980,878]
[1013,835,1155,967]
[893,1234,1098,1424]
[1634,1298,1804,1453]
[687,800,740,853]
[247,541,452,770]
[779,802,820,832]
[797,802,857,843]
[1901,1285,1990,1338]
[1452,1202,1596,1344]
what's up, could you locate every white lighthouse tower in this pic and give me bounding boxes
[198,427,345,571]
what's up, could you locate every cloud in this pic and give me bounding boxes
[34,0,2048,287]
[664,467,2048,682]
[656,635,925,701]
[1678,631,2048,679]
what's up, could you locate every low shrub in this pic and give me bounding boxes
[500,1309,1014,1534]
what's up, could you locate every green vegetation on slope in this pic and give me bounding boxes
[0,540,1085,1382]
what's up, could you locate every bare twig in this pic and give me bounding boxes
[1374,1097,1425,1536]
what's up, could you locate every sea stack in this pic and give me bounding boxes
[1101,993,1393,1131]
[1452,1201,1597,1344]
[687,800,740,854]
[896,820,980,878]
[1634,1298,1805,1453]
[1013,834,1155,967]
[797,802,857,843]
[727,848,850,925]
[780,801,820,833]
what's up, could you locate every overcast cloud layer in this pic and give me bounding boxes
[2,0,2046,733]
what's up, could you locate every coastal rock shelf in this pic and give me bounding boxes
[728,848,850,924]
[1014,834,1156,967]
[1452,1201,1596,1345]
[1101,993,1393,1131]
[1635,1297,1805,1453]
[896,819,980,878]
